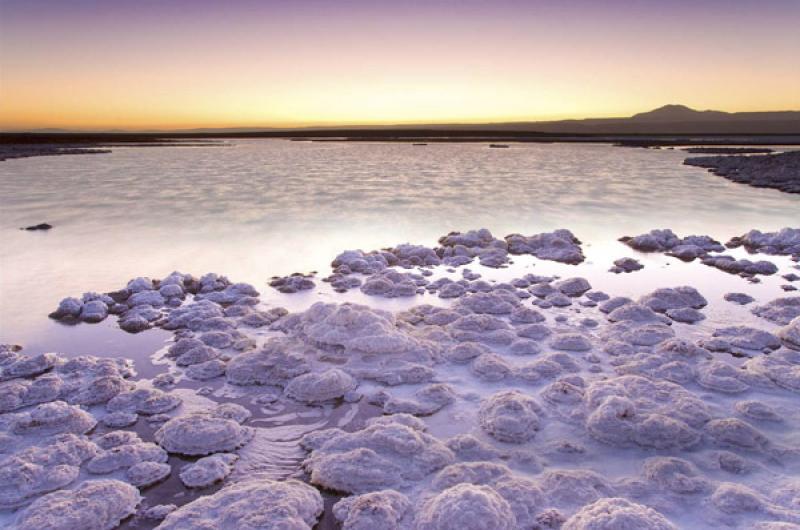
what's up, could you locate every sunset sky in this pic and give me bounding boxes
[1,0,798,130]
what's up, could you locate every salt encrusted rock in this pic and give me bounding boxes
[186,359,227,380]
[431,461,513,491]
[361,270,425,298]
[179,453,238,488]
[701,255,779,276]
[0,433,98,509]
[96,430,142,449]
[226,338,310,386]
[360,361,434,386]
[599,296,633,314]
[712,326,781,351]
[107,387,182,415]
[725,292,756,305]
[479,390,541,443]
[154,407,253,456]
[0,352,59,381]
[610,257,644,273]
[301,415,454,493]
[128,289,166,308]
[285,302,430,357]
[697,362,750,393]
[710,482,769,514]
[269,273,315,293]
[445,435,503,462]
[509,306,545,324]
[538,469,616,507]
[505,229,585,264]
[744,349,800,392]
[416,483,517,530]
[752,297,800,325]
[239,307,288,327]
[157,479,323,529]
[161,299,224,330]
[87,442,168,474]
[14,479,141,530]
[0,375,62,413]
[333,490,411,530]
[445,342,490,363]
[126,461,171,488]
[380,383,456,415]
[332,249,392,274]
[12,400,96,436]
[509,339,541,355]
[639,286,707,313]
[471,353,513,382]
[80,300,109,322]
[49,296,84,321]
[607,303,670,324]
[516,323,552,341]
[780,316,800,350]
[705,418,769,449]
[102,411,139,428]
[584,375,707,449]
[666,307,706,324]
[550,333,593,352]
[727,227,800,256]
[196,282,259,305]
[285,368,357,403]
[562,497,677,530]
[554,277,592,297]
[640,456,708,494]
[456,291,519,314]
[620,229,681,252]
[735,400,783,422]
[439,282,466,298]
[142,504,177,520]
[546,293,573,307]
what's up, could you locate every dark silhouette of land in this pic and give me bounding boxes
[2,105,799,160]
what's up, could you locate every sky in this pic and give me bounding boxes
[0,0,798,130]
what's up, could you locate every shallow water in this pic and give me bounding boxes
[1,140,798,356]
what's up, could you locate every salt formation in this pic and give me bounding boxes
[610,257,644,273]
[505,229,585,263]
[780,317,800,350]
[562,497,677,530]
[619,229,724,260]
[333,490,411,529]
[156,479,323,529]
[285,368,357,402]
[301,414,454,493]
[86,440,167,474]
[179,453,238,488]
[154,405,253,455]
[126,461,171,487]
[361,269,426,297]
[225,337,311,386]
[583,375,708,449]
[13,479,141,530]
[478,390,541,443]
[753,297,800,325]
[416,483,517,530]
[0,433,97,509]
[701,255,779,277]
[727,227,800,256]
[11,400,96,436]
[269,273,315,293]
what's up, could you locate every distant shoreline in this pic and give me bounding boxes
[2,132,800,162]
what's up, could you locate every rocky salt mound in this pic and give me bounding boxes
[684,150,800,194]
[15,227,800,528]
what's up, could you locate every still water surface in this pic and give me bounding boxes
[1,140,798,362]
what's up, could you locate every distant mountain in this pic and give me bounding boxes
[630,104,730,122]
